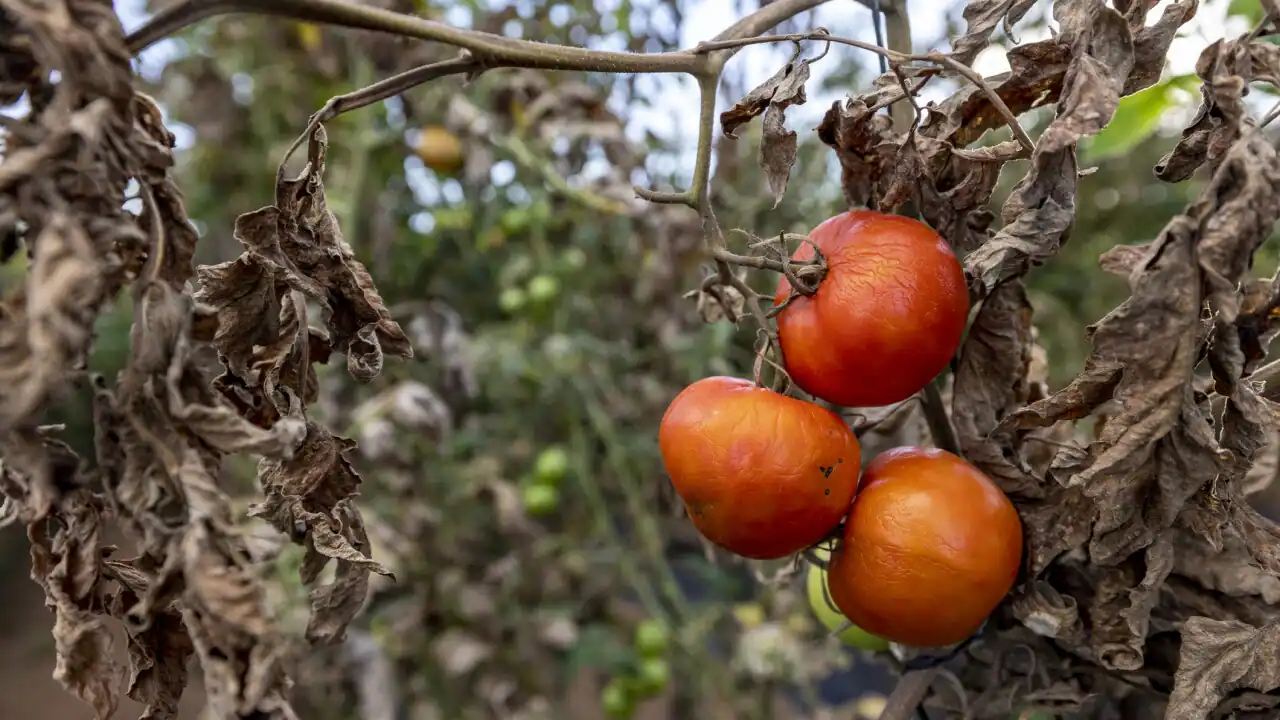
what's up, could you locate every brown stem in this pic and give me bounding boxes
[127,0,703,73]
[883,0,915,132]
[921,379,960,455]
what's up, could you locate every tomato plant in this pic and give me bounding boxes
[827,446,1023,647]
[658,376,862,560]
[773,210,969,408]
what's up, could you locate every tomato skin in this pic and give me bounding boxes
[773,211,969,408]
[658,376,862,560]
[826,446,1023,647]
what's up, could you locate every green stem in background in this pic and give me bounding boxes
[574,374,689,620]
[338,44,376,253]
[566,412,669,623]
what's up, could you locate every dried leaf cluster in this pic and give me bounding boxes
[1,2,402,717]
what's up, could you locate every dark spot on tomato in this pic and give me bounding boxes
[819,465,834,478]
[824,488,831,496]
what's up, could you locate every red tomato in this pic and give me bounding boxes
[773,210,969,408]
[658,376,862,559]
[827,446,1023,647]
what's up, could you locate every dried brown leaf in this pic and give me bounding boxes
[816,98,895,209]
[719,53,810,139]
[1168,617,1280,720]
[28,490,121,719]
[1159,36,1280,182]
[216,126,412,385]
[761,103,799,208]
[719,52,811,206]
[952,279,1040,495]
[948,0,1037,65]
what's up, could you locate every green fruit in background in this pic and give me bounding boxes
[527,274,561,303]
[805,547,891,652]
[521,483,560,516]
[601,678,636,718]
[635,657,670,694]
[498,287,526,314]
[560,247,588,271]
[633,618,670,657]
[534,446,570,485]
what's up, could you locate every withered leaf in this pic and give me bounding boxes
[719,52,810,140]
[1168,617,1280,720]
[1097,242,1152,278]
[213,125,412,386]
[816,98,896,209]
[104,560,195,720]
[253,423,392,645]
[760,104,799,208]
[1002,212,1203,490]
[1159,36,1280,182]
[719,52,811,206]
[964,1,1135,299]
[952,279,1039,495]
[28,490,121,720]
[948,0,1037,65]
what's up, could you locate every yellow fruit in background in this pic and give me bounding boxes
[414,125,464,175]
[805,547,890,652]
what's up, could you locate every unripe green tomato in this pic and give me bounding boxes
[633,618,670,657]
[601,678,636,719]
[635,657,670,695]
[806,548,891,652]
[521,483,560,516]
[498,287,526,314]
[527,274,561,303]
[534,447,570,485]
[560,247,588,271]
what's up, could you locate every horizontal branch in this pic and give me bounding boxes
[127,0,703,73]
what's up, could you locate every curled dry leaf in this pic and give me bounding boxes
[952,279,1038,495]
[947,0,1038,66]
[196,125,412,392]
[720,49,812,206]
[1158,33,1279,183]
[1169,617,1280,720]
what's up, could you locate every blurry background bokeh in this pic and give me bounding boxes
[0,0,1277,717]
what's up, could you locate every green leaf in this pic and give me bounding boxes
[1085,74,1198,162]
[1229,0,1265,25]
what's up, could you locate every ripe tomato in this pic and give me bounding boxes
[826,446,1022,647]
[658,376,862,560]
[773,211,969,408]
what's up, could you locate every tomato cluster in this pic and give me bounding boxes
[658,211,1023,648]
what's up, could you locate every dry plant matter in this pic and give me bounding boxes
[1,0,1280,718]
